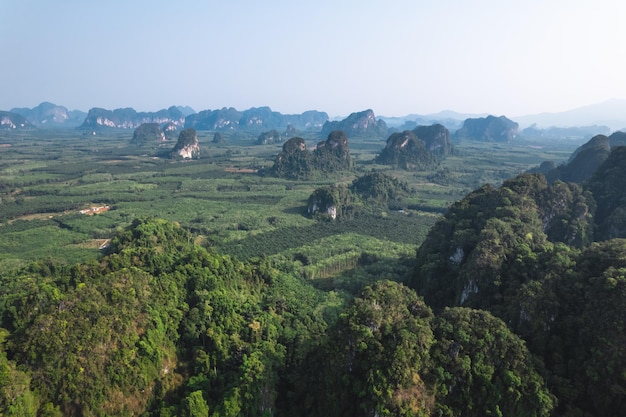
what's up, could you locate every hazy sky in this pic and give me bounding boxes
[2,0,626,117]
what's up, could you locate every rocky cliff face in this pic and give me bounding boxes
[11,102,86,127]
[321,109,387,137]
[185,107,328,132]
[171,128,200,159]
[0,111,35,129]
[81,106,185,129]
[413,124,453,156]
[257,130,282,145]
[455,115,518,142]
[185,107,241,130]
[315,130,351,161]
[307,187,339,219]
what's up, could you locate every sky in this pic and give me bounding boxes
[2,0,626,118]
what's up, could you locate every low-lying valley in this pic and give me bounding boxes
[0,105,624,416]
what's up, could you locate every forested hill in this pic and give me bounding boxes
[411,145,626,416]
[2,145,626,415]
[1,217,555,416]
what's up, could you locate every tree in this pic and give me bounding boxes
[429,307,554,417]
[301,281,435,417]
[182,390,209,417]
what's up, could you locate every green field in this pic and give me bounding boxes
[0,128,577,284]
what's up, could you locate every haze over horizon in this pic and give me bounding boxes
[3,0,626,118]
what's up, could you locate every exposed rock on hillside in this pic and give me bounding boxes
[163,122,178,133]
[11,102,86,127]
[307,186,347,219]
[0,111,35,129]
[170,128,200,159]
[455,115,518,142]
[307,172,412,220]
[410,155,626,416]
[282,136,307,153]
[131,123,166,146]
[257,130,282,145]
[268,131,352,180]
[411,173,595,312]
[321,109,387,137]
[185,107,241,130]
[375,130,437,170]
[314,130,351,166]
[81,106,185,129]
[185,106,328,132]
[413,123,453,156]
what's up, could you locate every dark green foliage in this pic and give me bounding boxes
[411,156,626,416]
[544,134,611,184]
[0,329,38,416]
[306,184,354,219]
[0,218,194,415]
[412,173,595,314]
[586,145,626,239]
[4,126,626,416]
[267,131,352,179]
[131,123,165,146]
[536,180,595,247]
[412,174,548,312]
[375,130,438,170]
[567,241,626,416]
[350,171,412,203]
[430,308,554,417]
[221,212,437,260]
[267,137,314,180]
[306,172,413,220]
[299,280,435,417]
[0,218,343,416]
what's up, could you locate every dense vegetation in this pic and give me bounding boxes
[131,123,166,146]
[375,130,437,170]
[267,130,352,179]
[4,126,623,416]
[411,145,626,416]
[0,218,555,416]
[307,172,413,219]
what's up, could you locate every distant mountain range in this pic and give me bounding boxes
[10,102,86,127]
[3,99,626,134]
[381,99,626,132]
[512,99,626,131]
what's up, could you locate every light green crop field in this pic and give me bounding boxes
[0,127,578,286]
